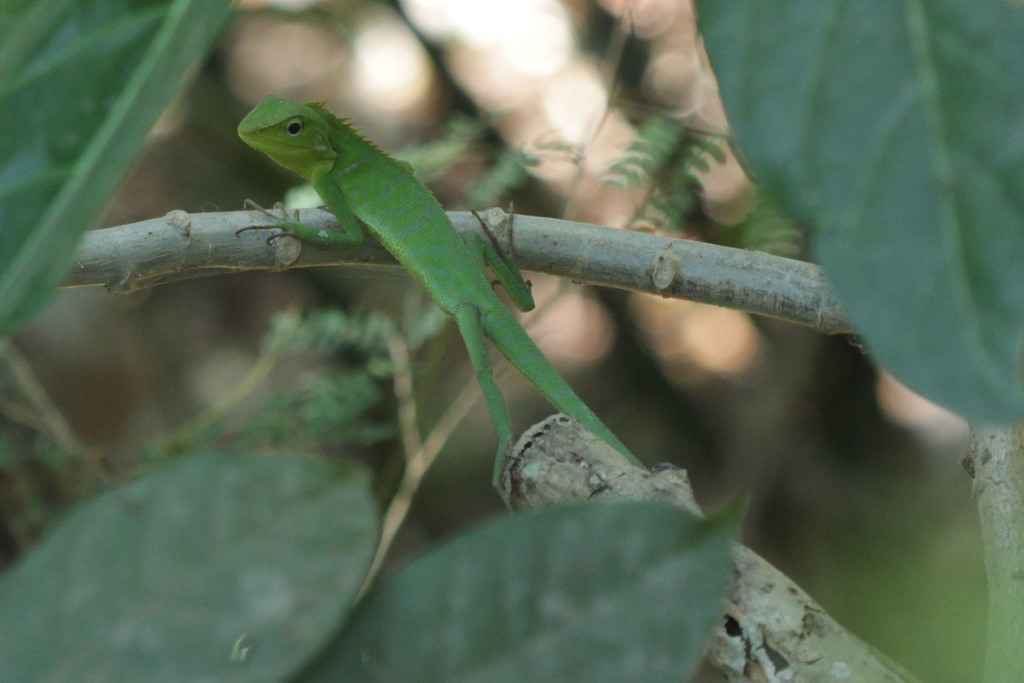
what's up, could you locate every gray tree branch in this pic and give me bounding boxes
[967,423,1024,683]
[64,209,851,335]
[499,415,920,682]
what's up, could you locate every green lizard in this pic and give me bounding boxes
[237,95,640,483]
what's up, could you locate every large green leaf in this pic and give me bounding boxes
[0,452,380,682]
[697,0,1024,420]
[306,503,736,682]
[0,0,233,338]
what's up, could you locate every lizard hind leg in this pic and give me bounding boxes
[452,304,514,486]
[469,206,535,313]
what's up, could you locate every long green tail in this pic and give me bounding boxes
[482,304,639,467]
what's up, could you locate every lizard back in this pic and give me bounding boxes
[325,122,494,315]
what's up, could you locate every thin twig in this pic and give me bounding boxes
[154,345,280,456]
[563,2,632,221]
[358,372,485,599]
[387,334,423,457]
[0,341,89,457]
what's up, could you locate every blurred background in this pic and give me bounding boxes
[1,0,983,679]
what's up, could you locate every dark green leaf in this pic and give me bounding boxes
[0,0,234,338]
[697,0,1024,419]
[0,452,379,682]
[307,502,736,682]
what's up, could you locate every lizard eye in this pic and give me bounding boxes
[284,118,303,136]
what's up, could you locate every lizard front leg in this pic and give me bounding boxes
[237,175,366,248]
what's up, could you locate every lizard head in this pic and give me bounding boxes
[238,95,337,181]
